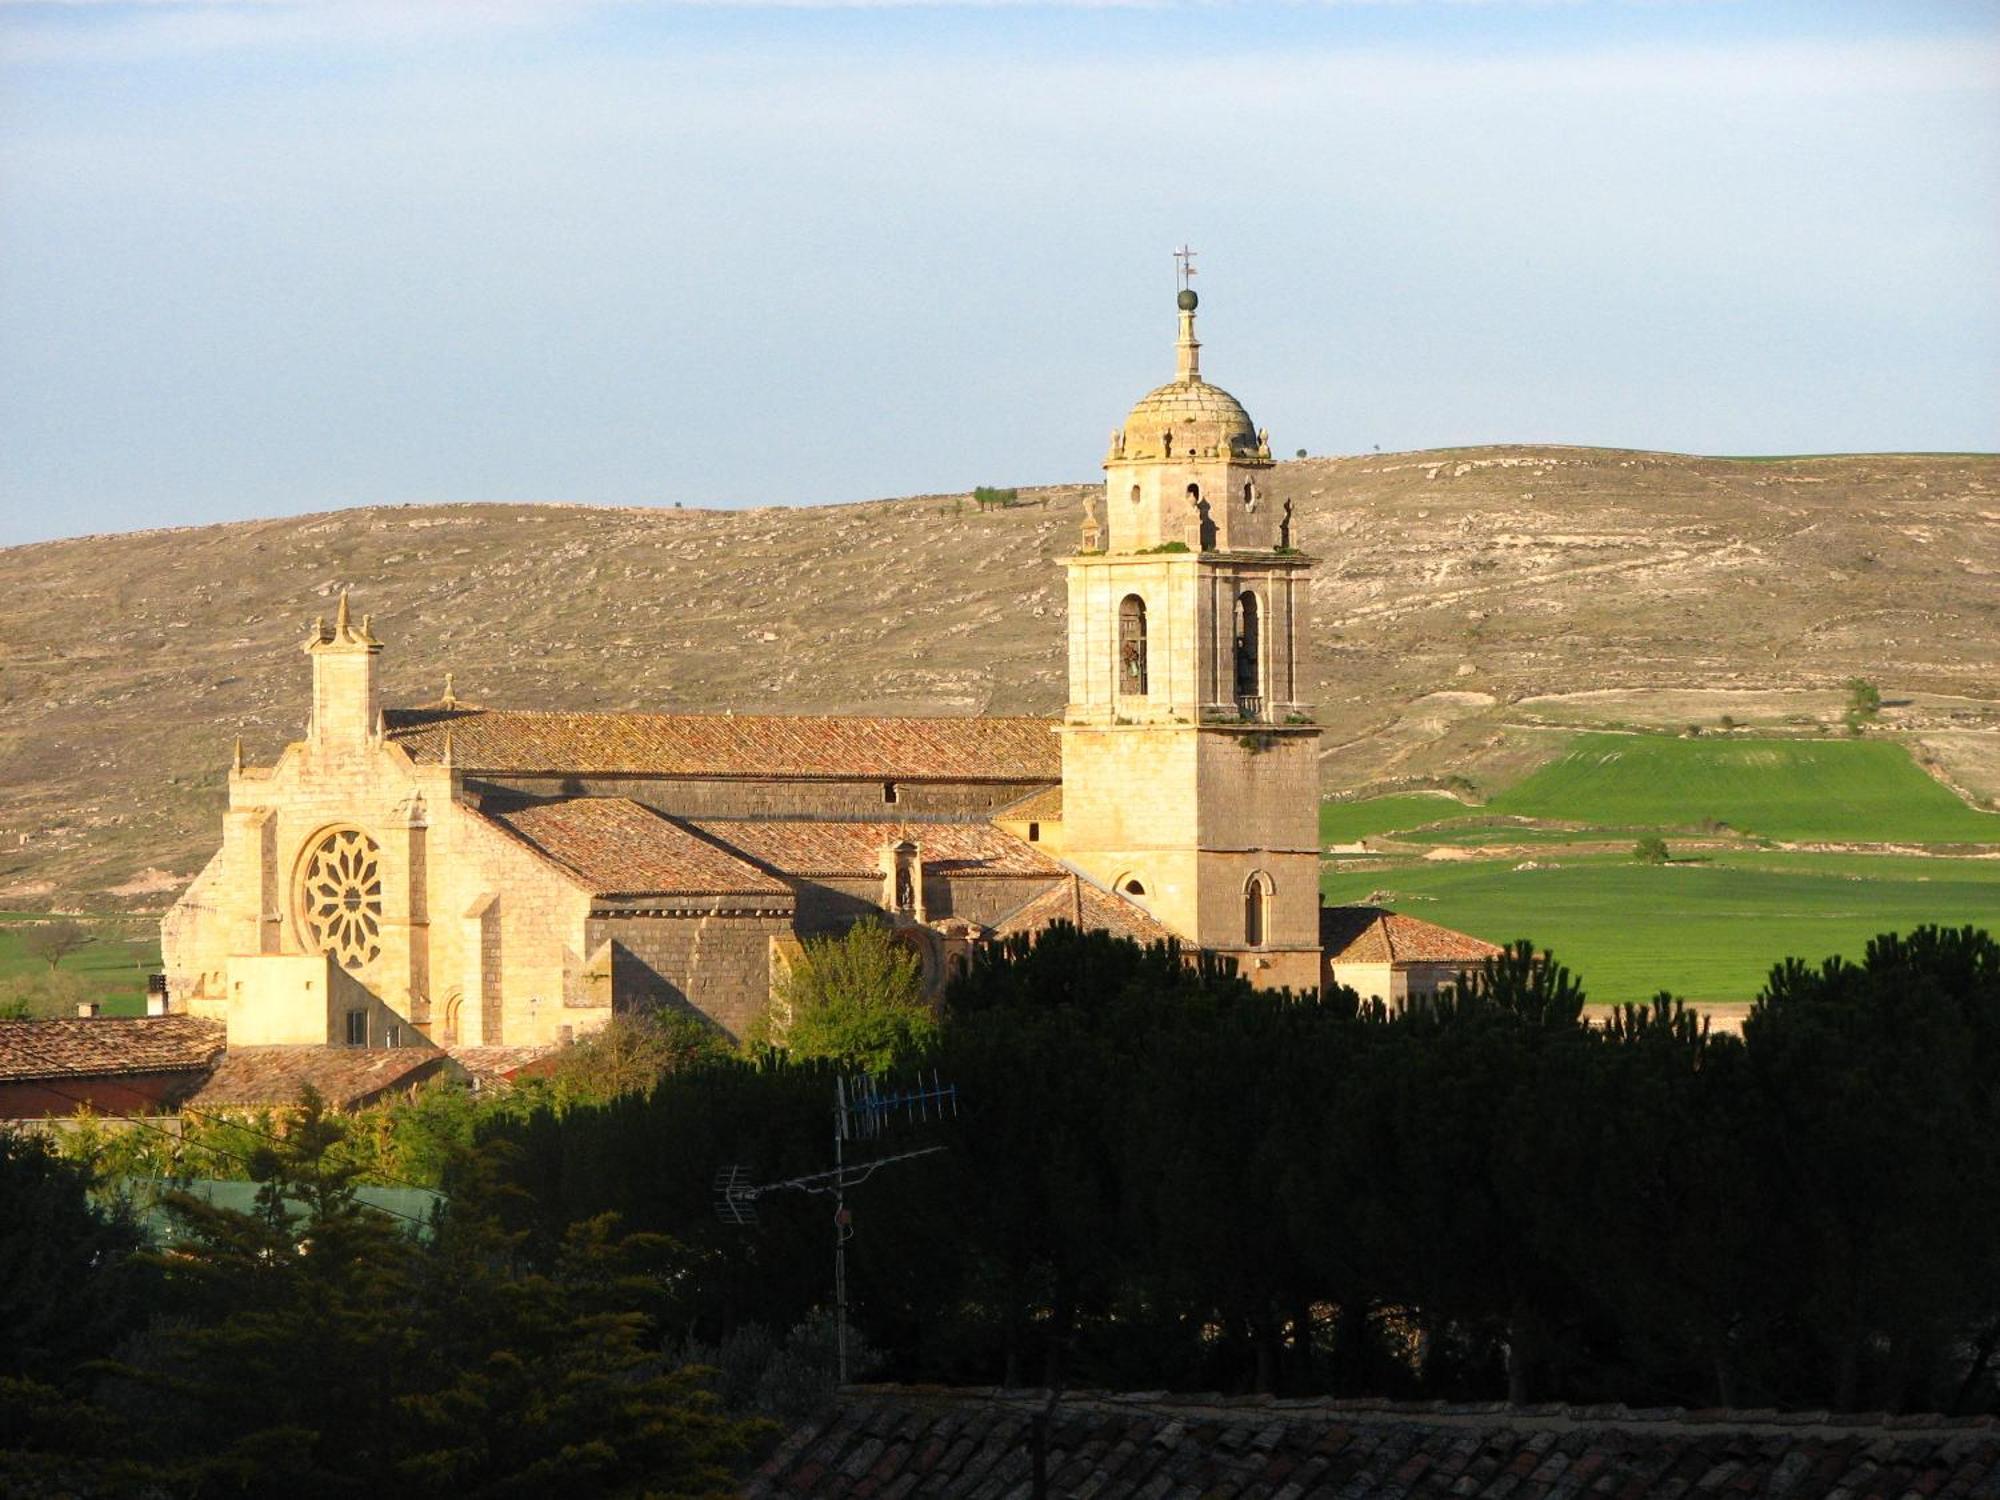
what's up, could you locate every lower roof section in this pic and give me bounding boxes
[748,1385,2000,1499]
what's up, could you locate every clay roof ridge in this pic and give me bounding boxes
[468,799,601,894]
[479,797,790,898]
[833,1385,2000,1440]
[384,706,1058,729]
[662,815,797,889]
[0,1016,227,1083]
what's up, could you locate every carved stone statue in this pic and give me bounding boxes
[1080,492,1103,551]
[1279,497,1294,549]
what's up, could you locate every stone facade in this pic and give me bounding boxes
[163,277,1487,1046]
[1060,288,1323,995]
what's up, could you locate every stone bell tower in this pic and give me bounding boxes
[1059,270,1321,992]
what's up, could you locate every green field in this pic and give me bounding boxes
[1320,792,1476,844]
[1323,734,2000,848]
[1489,734,2000,843]
[1318,733,2000,1004]
[1322,851,2000,1004]
[0,913,161,1017]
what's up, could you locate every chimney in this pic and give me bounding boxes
[75,1001,101,1020]
[146,993,168,1017]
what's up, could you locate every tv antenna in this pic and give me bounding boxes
[714,1070,959,1382]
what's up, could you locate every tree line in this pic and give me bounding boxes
[485,923,2000,1416]
[3,923,1996,1495]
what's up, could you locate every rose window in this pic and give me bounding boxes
[298,828,383,971]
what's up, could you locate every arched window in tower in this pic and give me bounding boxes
[1118,594,1148,696]
[1129,483,1141,506]
[1244,871,1271,948]
[1243,480,1259,513]
[1234,590,1262,711]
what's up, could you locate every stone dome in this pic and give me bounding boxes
[1117,378,1259,461]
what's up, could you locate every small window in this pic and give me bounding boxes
[883,781,899,805]
[1027,821,1041,843]
[1129,484,1141,505]
[1245,873,1272,948]
[344,1009,367,1047]
[1122,878,1146,897]
[383,1023,402,1048]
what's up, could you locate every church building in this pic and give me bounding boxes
[162,283,1336,1050]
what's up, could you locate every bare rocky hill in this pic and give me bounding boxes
[3,445,1996,907]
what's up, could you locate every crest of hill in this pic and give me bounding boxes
[1,446,1995,907]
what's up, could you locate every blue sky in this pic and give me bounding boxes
[2,1,1996,545]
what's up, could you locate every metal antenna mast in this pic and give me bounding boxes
[714,1070,959,1383]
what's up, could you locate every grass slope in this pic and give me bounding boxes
[1321,852,2000,1005]
[1320,793,1474,844]
[1320,735,2000,849]
[1487,734,2000,844]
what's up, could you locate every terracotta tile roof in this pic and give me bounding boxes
[688,820,1065,881]
[383,707,1059,782]
[1321,905,1504,966]
[187,1045,447,1112]
[479,797,790,898]
[996,783,1064,822]
[445,1044,563,1089]
[0,1017,226,1084]
[992,873,1181,948]
[748,1386,2000,1500]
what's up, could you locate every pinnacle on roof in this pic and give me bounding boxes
[304,589,382,654]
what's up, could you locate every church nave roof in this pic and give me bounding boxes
[686,818,1065,881]
[481,797,791,899]
[384,708,1059,783]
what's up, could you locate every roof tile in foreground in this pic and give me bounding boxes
[383,707,1060,782]
[1321,905,1505,966]
[0,1016,226,1083]
[480,797,789,898]
[747,1386,2000,1499]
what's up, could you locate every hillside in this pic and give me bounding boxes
[2,445,1997,908]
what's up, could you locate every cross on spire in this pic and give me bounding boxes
[1173,244,1198,292]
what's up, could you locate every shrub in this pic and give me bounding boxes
[1633,834,1671,864]
[756,920,935,1072]
[0,970,94,1019]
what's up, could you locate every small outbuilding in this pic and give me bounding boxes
[1320,905,1503,1007]
[0,1016,226,1120]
